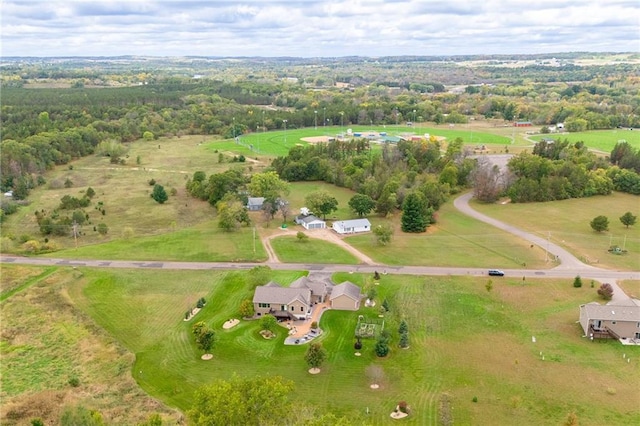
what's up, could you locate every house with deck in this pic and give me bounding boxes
[253,277,362,320]
[579,299,640,343]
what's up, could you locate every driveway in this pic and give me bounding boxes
[453,191,632,302]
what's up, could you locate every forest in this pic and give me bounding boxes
[1,54,639,216]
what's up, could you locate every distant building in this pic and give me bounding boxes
[246,197,265,211]
[514,121,533,127]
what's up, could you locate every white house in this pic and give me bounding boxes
[332,218,371,234]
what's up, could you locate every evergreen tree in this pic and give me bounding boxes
[151,184,168,204]
[401,192,428,233]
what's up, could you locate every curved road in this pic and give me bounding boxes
[1,193,638,301]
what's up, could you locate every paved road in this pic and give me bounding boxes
[1,193,638,301]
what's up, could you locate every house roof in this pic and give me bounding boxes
[247,197,265,206]
[253,282,311,306]
[290,276,329,295]
[580,300,640,322]
[335,218,371,228]
[330,281,361,301]
[298,214,324,224]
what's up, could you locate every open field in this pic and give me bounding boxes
[3,266,633,425]
[347,199,550,269]
[471,192,640,271]
[0,265,182,425]
[529,129,640,152]
[270,236,359,264]
[207,124,512,159]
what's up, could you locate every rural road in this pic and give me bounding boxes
[1,193,638,301]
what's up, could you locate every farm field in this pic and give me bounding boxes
[529,129,640,152]
[3,265,638,425]
[470,192,640,271]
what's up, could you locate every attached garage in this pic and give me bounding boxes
[330,281,361,311]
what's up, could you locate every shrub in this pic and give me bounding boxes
[197,299,204,309]
[148,178,156,186]
[398,401,408,413]
[597,283,614,300]
[354,337,362,350]
[64,178,73,188]
[296,231,309,242]
[260,314,277,333]
[97,223,108,235]
[311,321,318,330]
[399,331,409,348]
[68,376,80,387]
[472,396,478,403]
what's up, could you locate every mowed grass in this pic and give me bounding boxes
[471,192,640,271]
[47,220,267,262]
[63,267,639,425]
[0,265,182,425]
[348,198,549,269]
[206,124,511,158]
[270,236,359,264]
[529,129,640,152]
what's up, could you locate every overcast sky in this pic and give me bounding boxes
[2,0,639,57]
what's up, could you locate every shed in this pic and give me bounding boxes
[247,197,265,211]
[295,214,326,230]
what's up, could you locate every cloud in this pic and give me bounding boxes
[1,0,638,57]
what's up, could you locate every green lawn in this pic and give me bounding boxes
[270,236,359,264]
[48,220,267,262]
[471,192,640,271]
[206,125,511,158]
[348,199,549,269]
[529,129,640,152]
[52,267,639,425]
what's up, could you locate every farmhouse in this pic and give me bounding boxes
[253,277,362,320]
[246,197,265,211]
[579,299,640,344]
[332,218,371,234]
[330,281,361,310]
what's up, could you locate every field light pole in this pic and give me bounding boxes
[283,119,288,144]
[314,110,318,130]
[340,111,344,133]
[323,107,326,128]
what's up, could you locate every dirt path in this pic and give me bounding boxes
[260,227,377,265]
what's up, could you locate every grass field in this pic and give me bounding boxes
[270,236,359,264]
[347,199,550,269]
[5,267,626,425]
[471,192,640,271]
[206,124,512,159]
[529,129,640,152]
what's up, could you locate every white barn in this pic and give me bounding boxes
[332,218,371,234]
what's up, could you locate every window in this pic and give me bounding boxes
[612,321,616,325]
[301,306,304,312]
[258,303,270,308]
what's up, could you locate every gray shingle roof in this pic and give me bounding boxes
[330,281,361,301]
[253,283,311,306]
[580,300,640,322]
[290,276,329,295]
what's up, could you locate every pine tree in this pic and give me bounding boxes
[401,192,428,233]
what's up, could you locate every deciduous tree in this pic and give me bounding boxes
[305,190,338,220]
[620,211,637,228]
[188,376,293,426]
[348,193,375,217]
[590,215,609,232]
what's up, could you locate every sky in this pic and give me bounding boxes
[2,0,639,58]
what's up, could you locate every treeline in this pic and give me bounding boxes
[501,141,640,202]
[272,138,472,217]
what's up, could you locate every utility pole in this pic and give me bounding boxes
[72,221,80,249]
[545,231,550,262]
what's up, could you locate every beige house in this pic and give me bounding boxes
[253,277,362,320]
[579,299,640,343]
[252,281,311,320]
[330,281,361,311]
